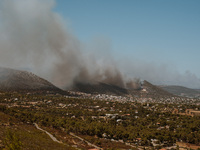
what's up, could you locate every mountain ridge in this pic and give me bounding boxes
[160,85,200,98]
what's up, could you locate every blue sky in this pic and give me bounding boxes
[54,0,200,76]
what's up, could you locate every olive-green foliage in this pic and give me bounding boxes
[3,129,22,150]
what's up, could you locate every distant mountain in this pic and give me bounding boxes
[72,82,128,96]
[0,66,181,98]
[196,89,200,92]
[160,85,200,98]
[0,67,63,93]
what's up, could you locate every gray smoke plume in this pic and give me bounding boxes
[0,0,140,89]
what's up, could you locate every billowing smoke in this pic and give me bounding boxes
[0,0,140,89]
[126,78,142,90]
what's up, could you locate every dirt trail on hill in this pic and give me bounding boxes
[33,123,62,144]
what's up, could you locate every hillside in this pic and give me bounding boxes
[128,80,175,99]
[0,67,63,93]
[160,85,200,98]
[72,82,128,96]
[71,80,175,99]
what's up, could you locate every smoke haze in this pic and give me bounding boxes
[0,0,200,89]
[119,61,200,89]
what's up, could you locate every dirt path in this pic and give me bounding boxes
[33,123,62,144]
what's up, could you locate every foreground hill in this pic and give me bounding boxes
[160,85,200,98]
[0,111,75,150]
[0,67,63,93]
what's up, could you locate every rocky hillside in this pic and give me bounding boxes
[0,67,63,93]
